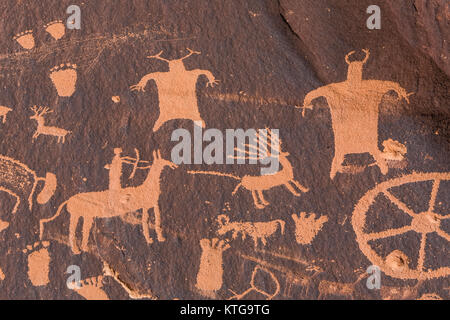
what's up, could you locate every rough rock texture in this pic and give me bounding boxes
[0,0,448,300]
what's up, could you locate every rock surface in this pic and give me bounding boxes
[0,0,448,300]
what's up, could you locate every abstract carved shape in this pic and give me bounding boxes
[0,106,12,124]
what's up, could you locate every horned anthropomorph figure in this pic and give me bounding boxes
[131,48,219,132]
[300,49,413,179]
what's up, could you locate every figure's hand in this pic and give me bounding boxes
[207,79,220,88]
[295,104,313,117]
[130,82,146,92]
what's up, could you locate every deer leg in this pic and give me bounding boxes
[69,214,81,254]
[290,180,309,193]
[153,205,166,242]
[141,208,153,244]
[284,182,300,196]
[81,216,94,252]
[251,191,265,209]
[2,115,5,123]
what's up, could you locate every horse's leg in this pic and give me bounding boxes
[141,208,153,244]
[69,214,81,254]
[153,205,165,242]
[81,216,94,252]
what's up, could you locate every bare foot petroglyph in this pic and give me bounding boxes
[23,241,51,287]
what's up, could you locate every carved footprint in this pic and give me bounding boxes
[44,20,65,40]
[71,275,109,300]
[49,63,78,97]
[23,241,51,286]
[14,30,35,49]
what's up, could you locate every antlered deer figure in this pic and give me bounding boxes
[30,106,71,143]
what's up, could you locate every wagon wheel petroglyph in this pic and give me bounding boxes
[352,172,450,280]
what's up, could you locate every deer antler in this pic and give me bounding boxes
[180,48,201,60]
[147,50,171,62]
[40,107,53,116]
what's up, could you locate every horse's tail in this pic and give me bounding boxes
[39,199,68,239]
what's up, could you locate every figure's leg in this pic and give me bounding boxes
[284,183,300,196]
[69,215,81,254]
[141,208,153,244]
[330,152,345,179]
[81,216,94,252]
[153,205,165,242]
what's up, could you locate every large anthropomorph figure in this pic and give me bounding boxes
[301,49,412,179]
[131,48,219,132]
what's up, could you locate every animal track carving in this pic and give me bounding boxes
[71,276,109,300]
[44,20,65,40]
[14,30,35,50]
[49,63,78,97]
[195,238,230,296]
[23,241,51,287]
[291,212,328,245]
[30,106,72,143]
[217,214,285,248]
[0,106,12,124]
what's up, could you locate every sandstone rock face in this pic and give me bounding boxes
[0,0,448,300]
